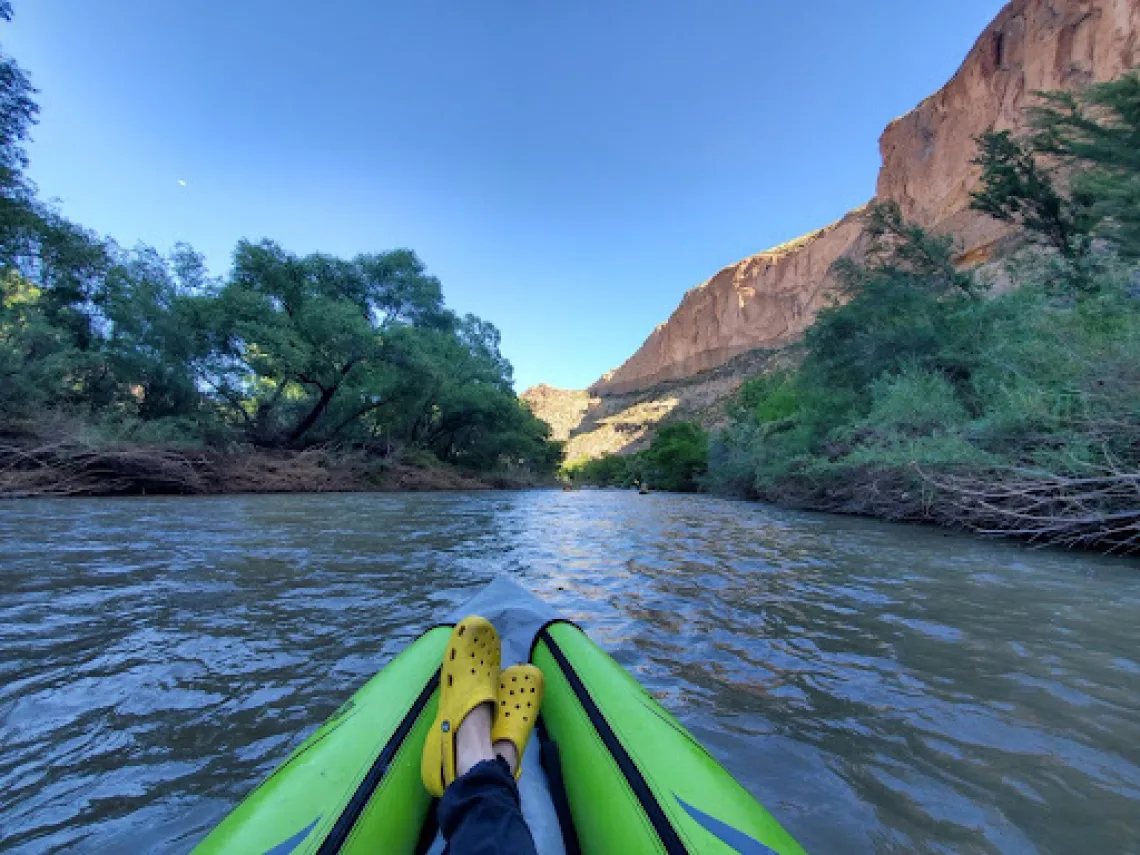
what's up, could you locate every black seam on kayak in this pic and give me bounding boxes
[527,618,581,662]
[315,669,440,855]
[536,627,687,855]
[272,624,455,799]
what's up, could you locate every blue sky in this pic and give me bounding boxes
[6,0,1007,391]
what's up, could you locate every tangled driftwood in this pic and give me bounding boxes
[0,440,210,497]
[0,437,507,498]
[921,465,1140,554]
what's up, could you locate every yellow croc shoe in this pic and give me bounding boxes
[491,664,545,780]
[421,616,501,797]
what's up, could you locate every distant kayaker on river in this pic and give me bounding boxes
[421,616,544,854]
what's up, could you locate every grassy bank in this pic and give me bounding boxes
[706,247,1140,552]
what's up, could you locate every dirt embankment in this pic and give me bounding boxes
[0,438,543,499]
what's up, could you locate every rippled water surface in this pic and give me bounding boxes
[1,491,1138,853]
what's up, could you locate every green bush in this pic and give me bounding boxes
[565,420,709,492]
[708,209,1140,528]
[641,421,708,492]
[727,371,800,425]
[860,366,969,438]
[564,453,633,486]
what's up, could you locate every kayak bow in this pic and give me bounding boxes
[192,580,805,855]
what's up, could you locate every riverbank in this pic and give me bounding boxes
[571,455,1139,555]
[730,464,1140,556]
[562,73,1140,558]
[0,437,547,498]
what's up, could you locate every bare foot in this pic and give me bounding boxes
[493,739,519,776]
[455,703,494,777]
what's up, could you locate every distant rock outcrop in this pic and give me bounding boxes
[523,352,780,463]
[590,0,1140,397]
[519,385,591,443]
[587,215,869,395]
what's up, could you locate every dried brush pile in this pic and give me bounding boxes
[924,464,1140,554]
[0,439,210,497]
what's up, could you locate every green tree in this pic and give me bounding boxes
[0,8,121,418]
[642,421,708,492]
[1031,73,1140,259]
[204,240,449,447]
[803,201,981,424]
[0,5,559,480]
[971,129,1094,260]
[389,315,554,471]
[971,73,1140,267]
[0,0,34,204]
[855,200,978,297]
[99,244,211,421]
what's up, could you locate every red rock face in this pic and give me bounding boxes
[589,212,870,395]
[880,0,1140,250]
[592,0,1140,397]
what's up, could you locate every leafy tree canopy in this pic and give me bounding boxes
[0,8,559,477]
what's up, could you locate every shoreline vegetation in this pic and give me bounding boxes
[568,73,1140,556]
[3,2,1138,556]
[0,5,561,499]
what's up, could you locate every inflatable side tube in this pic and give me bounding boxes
[193,625,450,855]
[532,621,806,855]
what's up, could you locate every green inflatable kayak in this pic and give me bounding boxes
[193,579,806,855]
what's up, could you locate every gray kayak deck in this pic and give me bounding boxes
[426,577,566,855]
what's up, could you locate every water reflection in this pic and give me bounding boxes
[1,491,1137,853]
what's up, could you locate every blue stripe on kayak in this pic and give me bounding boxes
[676,796,778,855]
[263,816,320,855]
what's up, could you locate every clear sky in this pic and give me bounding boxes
[6,0,1007,391]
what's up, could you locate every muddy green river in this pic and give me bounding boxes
[1,491,1137,853]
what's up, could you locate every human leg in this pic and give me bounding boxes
[438,707,536,855]
[421,619,544,855]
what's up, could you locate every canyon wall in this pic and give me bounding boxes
[589,214,869,395]
[519,385,591,442]
[590,0,1140,397]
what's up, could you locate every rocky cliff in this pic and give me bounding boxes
[525,351,780,463]
[520,385,591,442]
[589,214,869,395]
[590,0,1140,397]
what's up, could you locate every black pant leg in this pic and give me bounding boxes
[438,757,539,855]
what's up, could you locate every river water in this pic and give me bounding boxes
[1,491,1137,854]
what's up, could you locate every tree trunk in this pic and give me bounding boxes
[287,384,338,448]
